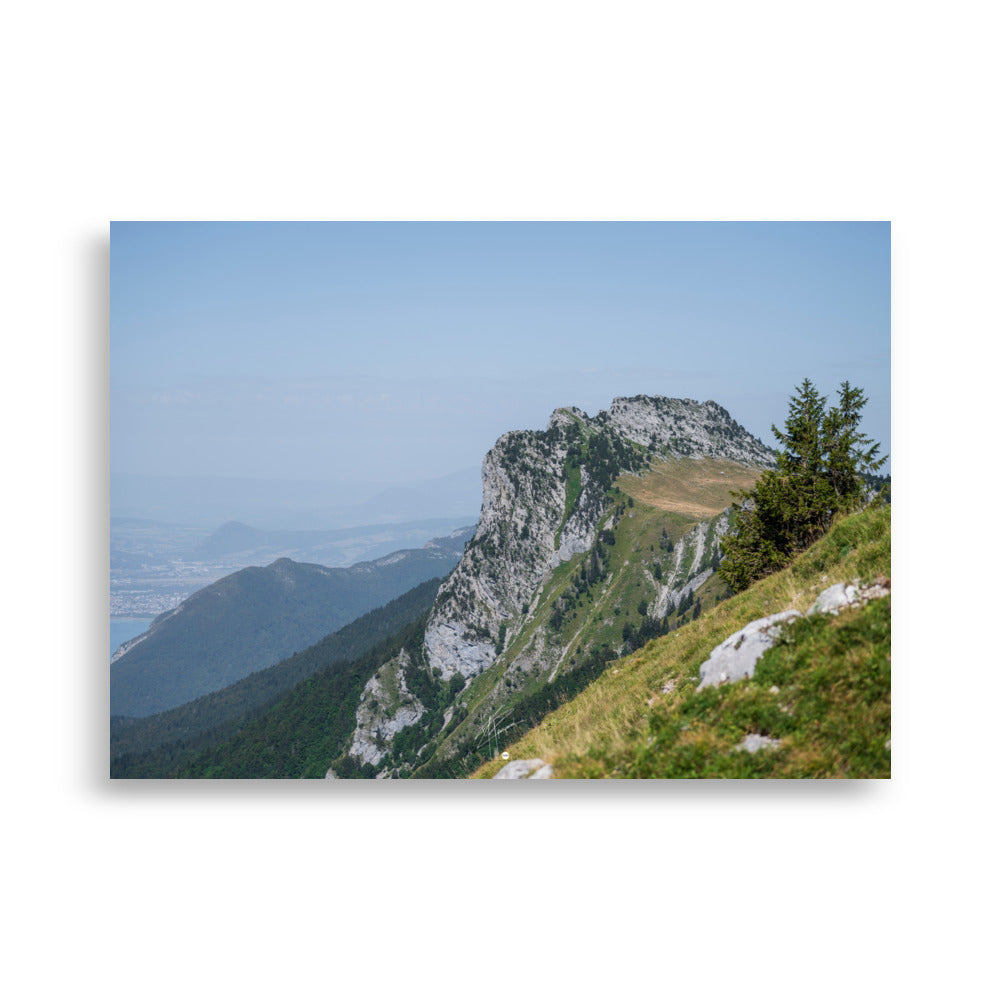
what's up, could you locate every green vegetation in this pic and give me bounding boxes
[472,504,890,778]
[178,616,432,778]
[719,379,886,592]
[413,480,734,778]
[630,599,890,777]
[555,460,582,548]
[111,533,470,718]
[110,578,443,778]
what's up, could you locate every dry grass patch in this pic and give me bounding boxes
[617,457,763,519]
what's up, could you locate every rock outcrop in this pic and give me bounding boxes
[697,577,892,690]
[600,396,774,466]
[493,759,553,779]
[424,396,773,680]
[329,395,778,778]
[347,649,426,767]
[697,610,802,690]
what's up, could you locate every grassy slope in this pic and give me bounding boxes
[413,458,762,776]
[472,504,890,779]
[617,456,762,518]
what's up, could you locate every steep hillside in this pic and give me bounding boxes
[111,526,473,717]
[110,577,443,777]
[145,395,777,779]
[472,504,890,779]
[178,616,436,779]
[327,395,774,779]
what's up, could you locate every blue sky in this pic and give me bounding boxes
[112,221,890,501]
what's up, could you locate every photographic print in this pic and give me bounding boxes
[110,221,890,779]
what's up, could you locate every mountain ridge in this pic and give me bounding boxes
[328,395,775,777]
[111,526,474,718]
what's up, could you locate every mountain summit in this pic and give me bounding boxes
[324,396,774,777]
[424,396,773,682]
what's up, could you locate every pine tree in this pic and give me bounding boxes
[719,378,886,593]
[822,381,887,511]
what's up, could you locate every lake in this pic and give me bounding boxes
[111,618,154,658]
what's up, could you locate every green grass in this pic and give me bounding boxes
[420,496,728,775]
[629,598,890,777]
[555,461,583,549]
[472,504,890,779]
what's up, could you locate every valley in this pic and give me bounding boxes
[110,515,476,618]
[111,392,889,781]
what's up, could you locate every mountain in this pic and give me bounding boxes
[191,517,473,564]
[110,577,444,777]
[111,526,474,718]
[178,394,777,778]
[471,504,890,778]
[111,515,476,618]
[335,395,775,777]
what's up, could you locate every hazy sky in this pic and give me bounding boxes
[111,222,890,490]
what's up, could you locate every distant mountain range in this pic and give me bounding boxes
[172,395,777,778]
[111,515,477,617]
[111,526,474,717]
[110,393,890,780]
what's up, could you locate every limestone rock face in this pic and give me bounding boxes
[424,396,774,680]
[347,649,426,766]
[424,426,569,679]
[601,396,774,466]
[697,610,802,690]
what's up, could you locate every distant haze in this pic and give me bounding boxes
[112,222,890,528]
[111,468,483,530]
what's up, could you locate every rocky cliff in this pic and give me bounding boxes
[423,396,771,681]
[334,395,773,778]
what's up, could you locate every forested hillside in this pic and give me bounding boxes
[110,578,444,777]
[111,527,472,717]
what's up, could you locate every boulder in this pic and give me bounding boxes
[697,610,801,690]
[493,758,550,779]
[809,582,860,615]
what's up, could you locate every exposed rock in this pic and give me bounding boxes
[696,577,892,693]
[652,512,729,619]
[528,764,554,779]
[809,577,891,616]
[697,610,801,690]
[493,758,551,779]
[424,396,774,682]
[809,582,860,615]
[423,620,494,681]
[738,733,781,753]
[601,396,775,466]
[859,577,891,602]
[347,649,426,766]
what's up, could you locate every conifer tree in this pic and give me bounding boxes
[719,378,886,592]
